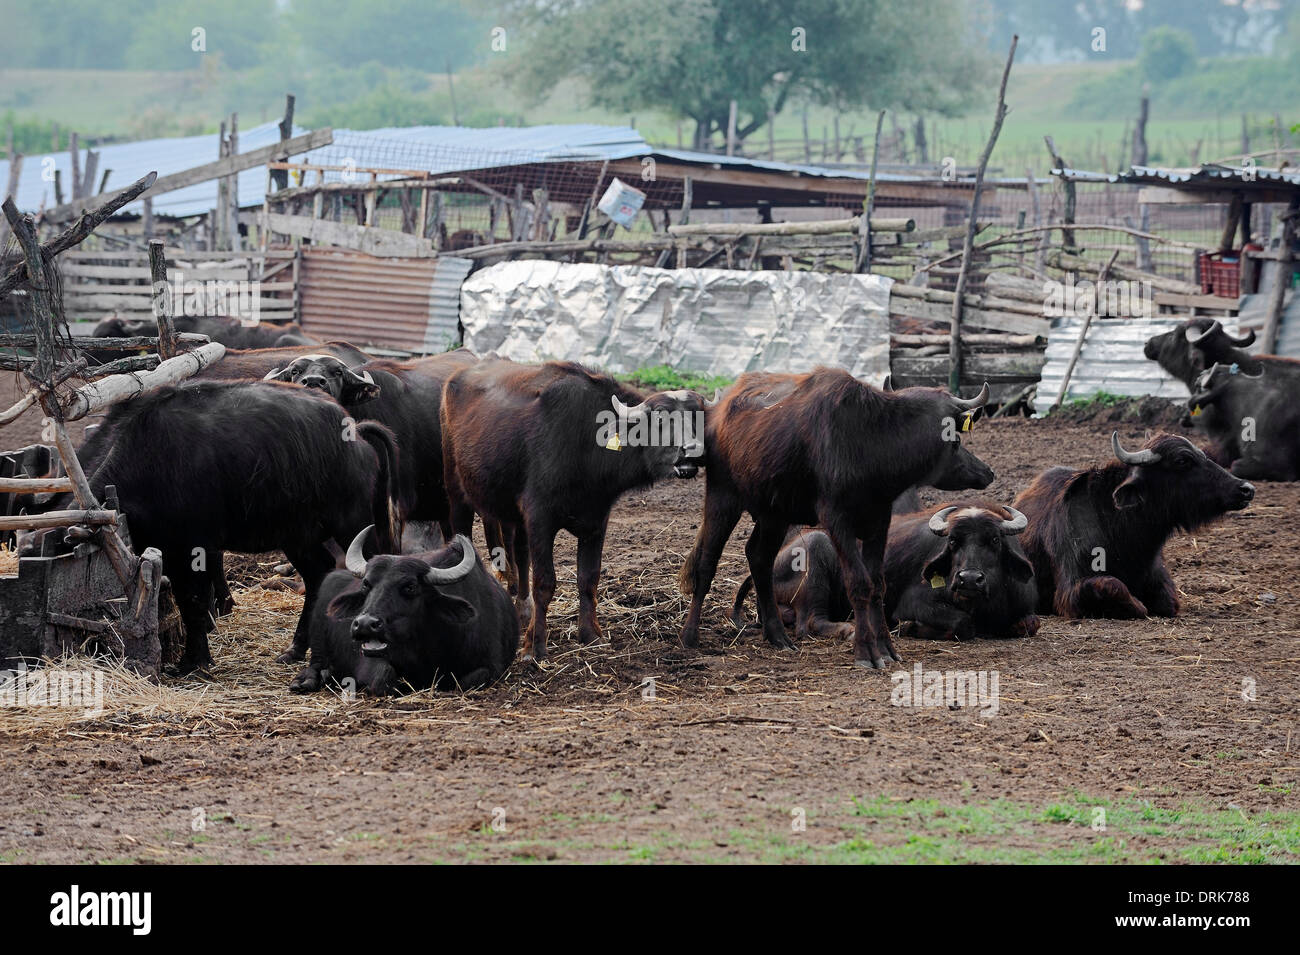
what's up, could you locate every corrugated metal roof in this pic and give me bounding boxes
[1053,163,1300,188]
[3,122,1015,220]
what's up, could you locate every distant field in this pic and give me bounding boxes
[1,59,1291,175]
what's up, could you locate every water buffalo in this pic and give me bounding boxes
[884,503,1039,640]
[263,349,478,529]
[36,380,402,669]
[729,527,852,640]
[289,526,518,695]
[0,444,56,548]
[197,341,371,382]
[442,359,705,661]
[1189,362,1300,480]
[1013,431,1254,618]
[679,368,994,667]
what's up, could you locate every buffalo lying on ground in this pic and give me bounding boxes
[679,369,994,668]
[730,527,852,640]
[884,503,1039,640]
[289,526,518,695]
[0,444,56,548]
[442,360,705,661]
[1188,362,1300,480]
[197,341,371,382]
[37,380,402,669]
[1013,431,1253,618]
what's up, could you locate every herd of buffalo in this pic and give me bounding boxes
[1,311,1290,694]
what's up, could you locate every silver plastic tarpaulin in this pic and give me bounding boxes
[459,261,893,380]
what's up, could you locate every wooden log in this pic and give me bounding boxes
[0,332,209,351]
[59,342,226,421]
[1044,135,1076,248]
[0,477,74,494]
[1260,199,1298,353]
[855,109,886,274]
[0,171,158,298]
[148,240,177,361]
[1,199,58,382]
[893,333,1043,348]
[668,216,913,237]
[41,129,332,225]
[951,35,1017,392]
[0,509,119,531]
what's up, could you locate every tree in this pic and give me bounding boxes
[496,0,991,149]
[287,0,490,73]
[1138,26,1197,83]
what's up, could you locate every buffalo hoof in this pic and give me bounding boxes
[679,626,700,649]
[173,654,215,675]
[853,657,888,670]
[287,667,320,693]
[275,645,307,664]
[762,622,796,650]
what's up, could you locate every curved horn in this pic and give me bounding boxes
[928,506,960,536]
[263,367,285,381]
[345,525,372,576]
[1226,327,1256,347]
[1111,431,1161,466]
[423,534,478,585]
[706,387,724,407]
[611,394,647,420]
[1186,319,1222,345]
[951,381,990,411]
[881,374,894,392]
[999,505,1028,535]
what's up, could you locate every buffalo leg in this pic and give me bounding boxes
[859,534,900,661]
[1058,574,1147,618]
[170,559,216,672]
[522,516,557,662]
[212,551,235,617]
[746,517,795,650]
[280,544,337,663]
[575,521,608,645]
[820,514,890,668]
[678,490,744,648]
[890,587,975,640]
[1137,565,1179,618]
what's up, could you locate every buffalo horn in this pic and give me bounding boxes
[928,506,960,535]
[1111,431,1161,466]
[999,505,1028,535]
[345,525,372,576]
[423,535,477,585]
[950,381,990,411]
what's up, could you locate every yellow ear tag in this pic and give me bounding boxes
[930,574,946,589]
[961,411,974,432]
[605,432,622,451]
[1191,405,1202,417]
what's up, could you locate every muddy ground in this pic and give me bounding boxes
[0,374,1297,863]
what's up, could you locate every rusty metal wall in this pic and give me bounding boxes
[298,249,471,352]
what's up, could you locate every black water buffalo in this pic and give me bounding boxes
[38,380,402,669]
[197,341,371,382]
[90,315,317,354]
[884,503,1039,640]
[289,526,518,695]
[729,527,852,640]
[263,350,478,528]
[679,368,994,668]
[1189,362,1300,480]
[442,360,705,661]
[1013,431,1253,618]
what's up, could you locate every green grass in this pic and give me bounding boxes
[623,364,732,396]
[1058,390,1133,413]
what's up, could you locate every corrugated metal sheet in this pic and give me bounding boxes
[1054,163,1300,188]
[4,122,1015,220]
[461,261,892,380]
[299,250,471,353]
[1034,317,1205,415]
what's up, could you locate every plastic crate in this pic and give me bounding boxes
[1198,250,1241,298]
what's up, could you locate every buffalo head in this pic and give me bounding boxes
[924,382,996,492]
[608,389,706,479]
[329,526,480,679]
[923,504,1031,606]
[264,355,380,405]
[1110,431,1254,515]
[1144,319,1259,383]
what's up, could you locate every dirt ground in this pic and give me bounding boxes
[0,375,1297,863]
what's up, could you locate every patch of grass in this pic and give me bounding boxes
[622,364,732,397]
[1061,390,1130,412]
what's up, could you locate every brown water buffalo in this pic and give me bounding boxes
[679,368,994,668]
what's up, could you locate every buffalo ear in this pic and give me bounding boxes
[921,544,953,584]
[433,593,477,627]
[327,586,365,621]
[1112,473,1144,510]
[1003,546,1034,582]
[342,372,381,405]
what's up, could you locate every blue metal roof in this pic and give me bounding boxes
[2,122,997,220]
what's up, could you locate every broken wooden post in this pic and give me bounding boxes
[149,240,177,361]
[1260,199,1298,353]
[855,109,886,274]
[1044,135,1076,250]
[950,35,1017,394]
